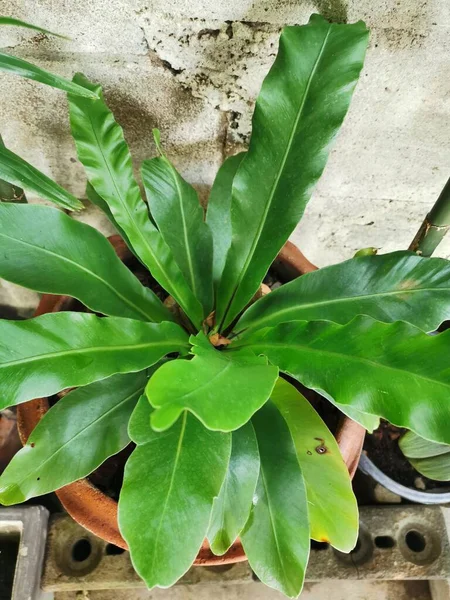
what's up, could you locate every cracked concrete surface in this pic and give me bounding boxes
[1,0,450,313]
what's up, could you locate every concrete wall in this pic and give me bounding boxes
[1,0,450,313]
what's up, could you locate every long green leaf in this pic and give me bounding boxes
[147,332,278,432]
[232,317,450,445]
[119,397,231,588]
[0,51,98,98]
[206,153,245,290]
[271,378,358,552]
[0,16,69,38]
[0,371,146,505]
[0,135,27,204]
[207,422,260,555]
[0,203,173,323]
[241,401,309,598]
[216,16,369,329]
[142,143,213,316]
[68,74,203,327]
[0,313,188,409]
[0,144,83,210]
[236,252,450,336]
[400,431,450,482]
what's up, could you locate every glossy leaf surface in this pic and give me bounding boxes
[68,74,203,327]
[271,378,358,552]
[235,318,450,444]
[216,16,369,329]
[206,153,245,290]
[0,313,188,409]
[236,252,450,335]
[400,431,450,481]
[142,153,213,315]
[0,16,69,38]
[119,398,231,588]
[241,401,309,598]
[0,203,173,323]
[0,51,97,97]
[0,144,83,210]
[147,332,278,432]
[0,371,146,504]
[208,422,260,555]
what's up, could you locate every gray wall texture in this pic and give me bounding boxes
[1,0,449,313]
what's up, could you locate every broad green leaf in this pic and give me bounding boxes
[0,16,69,38]
[271,378,358,552]
[241,401,309,598]
[208,422,260,555]
[142,148,213,316]
[400,431,450,482]
[216,16,369,329]
[236,252,450,336]
[0,144,83,210]
[0,313,188,409]
[0,52,98,98]
[233,317,450,445]
[68,74,203,327]
[0,203,173,323]
[119,398,231,588]
[147,332,278,432]
[0,371,146,505]
[206,153,245,289]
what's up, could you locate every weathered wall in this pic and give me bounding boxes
[1,0,450,313]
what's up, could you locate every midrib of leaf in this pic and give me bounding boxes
[237,285,450,335]
[0,231,154,322]
[2,385,144,492]
[220,25,332,328]
[148,410,188,578]
[213,469,230,552]
[237,339,450,392]
[164,359,233,405]
[164,156,198,297]
[0,339,182,369]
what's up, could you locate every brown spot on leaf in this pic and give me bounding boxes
[307,450,312,456]
[314,438,328,454]
[30,443,35,448]
[397,279,417,291]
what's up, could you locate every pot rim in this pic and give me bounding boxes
[16,235,366,564]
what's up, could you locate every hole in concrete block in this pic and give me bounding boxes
[405,530,426,553]
[105,543,126,556]
[0,530,20,599]
[71,538,92,562]
[374,535,395,549]
[333,525,373,566]
[311,540,329,551]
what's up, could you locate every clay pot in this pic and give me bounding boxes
[17,235,365,565]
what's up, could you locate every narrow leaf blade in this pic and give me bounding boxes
[0,203,173,323]
[0,144,83,210]
[208,422,260,555]
[0,16,69,38]
[0,371,146,504]
[241,401,310,598]
[216,17,369,328]
[119,399,231,588]
[0,313,188,409]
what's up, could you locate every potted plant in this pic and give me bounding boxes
[1,13,450,598]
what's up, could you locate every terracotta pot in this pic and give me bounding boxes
[17,235,365,565]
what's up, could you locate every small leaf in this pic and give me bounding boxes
[241,401,309,598]
[142,153,213,315]
[208,422,260,555]
[400,431,450,482]
[216,17,369,329]
[68,74,203,327]
[0,16,70,38]
[206,153,245,289]
[0,313,189,409]
[236,252,450,336]
[0,144,83,210]
[147,332,278,432]
[234,317,450,445]
[0,203,173,323]
[271,378,358,552]
[0,51,98,97]
[119,398,231,588]
[0,371,147,505]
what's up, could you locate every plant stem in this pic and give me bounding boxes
[0,135,27,203]
[409,177,450,257]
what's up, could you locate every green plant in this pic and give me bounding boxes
[0,13,450,597]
